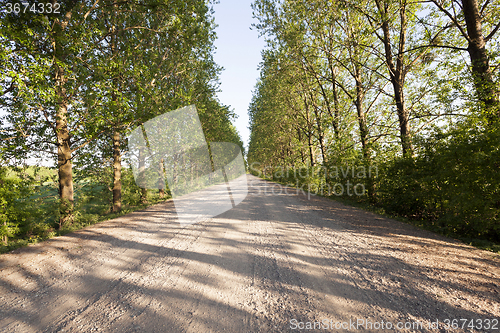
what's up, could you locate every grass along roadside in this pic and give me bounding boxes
[0,166,171,254]
[0,192,170,255]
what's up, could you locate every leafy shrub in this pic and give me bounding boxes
[378,125,500,241]
[0,166,58,250]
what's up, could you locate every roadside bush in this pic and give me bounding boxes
[0,166,58,249]
[377,126,500,241]
[0,164,170,253]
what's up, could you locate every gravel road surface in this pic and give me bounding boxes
[0,175,499,332]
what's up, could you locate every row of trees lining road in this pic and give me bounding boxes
[248,0,500,244]
[0,0,243,238]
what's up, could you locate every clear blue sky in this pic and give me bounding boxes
[212,0,266,150]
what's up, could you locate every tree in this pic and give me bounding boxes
[0,1,104,227]
[429,0,500,121]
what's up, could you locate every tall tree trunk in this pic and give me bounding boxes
[303,56,333,161]
[354,65,375,201]
[354,67,368,158]
[304,99,315,167]
[308,90,326,164]
[332,77,340,140]
[297,129,306,164]
[347,7,376,201]
[377,0,413,157]
[54,9,74,228]
[159,158,165,199]
[55,66,74,228]
[112,130,122,213]
[462,0,499,120]
[110,7,123,213]
[3,221,7,245]
[138,147,148,204]
[328,58,340,140]
[141,189,148,205]
[308,134,315,167]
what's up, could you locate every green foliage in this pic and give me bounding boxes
[0,0,243,248]
[1,0,241,226]
[0,166,169,253]
[0,167,58,251]
[249,0,500,249]
[378,125,500,241]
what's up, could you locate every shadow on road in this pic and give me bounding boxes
[0,175,498,332]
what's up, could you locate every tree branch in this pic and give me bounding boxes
[485,20,500,42]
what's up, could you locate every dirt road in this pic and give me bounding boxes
[0,175,499,332]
